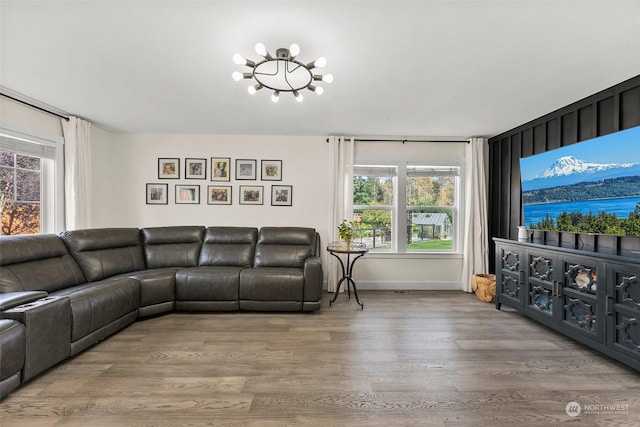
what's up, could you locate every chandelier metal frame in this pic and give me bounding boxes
[233,43,332,102]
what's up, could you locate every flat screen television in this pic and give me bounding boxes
[520,125,640,237]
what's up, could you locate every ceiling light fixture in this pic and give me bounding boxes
[233,43,333,102]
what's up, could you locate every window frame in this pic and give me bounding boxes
[0,126,64,234]
[353,161,463,257]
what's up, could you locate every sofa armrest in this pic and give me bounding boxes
[2,295,70,381]
[303,256,323,304]
[0,291,48,311]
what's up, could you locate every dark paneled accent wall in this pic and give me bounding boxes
[488,75,640,270]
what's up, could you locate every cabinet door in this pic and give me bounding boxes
[496,244,525,310]
[608,263,640,362]
[524,250,557,326]
[558,254,605,343]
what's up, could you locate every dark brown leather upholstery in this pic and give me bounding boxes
[60,228,145,282]
[0,234,85,293]
[240,227,321,311]
[0,225,323,399]
[0,319,25,398]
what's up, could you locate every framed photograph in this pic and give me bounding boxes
[146,183,168,205]
[271,185,292,206]
[185,158,207,179]
[211,157,231,181]
[239,185,263,205]
[158,158,180,179]
[175,184,200,204]
[207,185,232,205]
[261,160,282,181]
[236,159,257,180]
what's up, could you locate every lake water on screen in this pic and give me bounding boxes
[523,196,640,227]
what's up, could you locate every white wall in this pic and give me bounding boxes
[92,133,332,233]
[90,130,465,290]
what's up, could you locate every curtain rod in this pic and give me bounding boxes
[1,93,70,121]
[327,137,468,144]
[355,138,469,144]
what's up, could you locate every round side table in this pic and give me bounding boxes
[327,241,368,309]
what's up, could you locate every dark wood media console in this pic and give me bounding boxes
[494,238,640,372]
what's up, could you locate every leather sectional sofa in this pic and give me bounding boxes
[0,225,322,399]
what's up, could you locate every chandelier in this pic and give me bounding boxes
[232,43,333,102]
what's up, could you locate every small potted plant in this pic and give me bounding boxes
[338,219,359,248]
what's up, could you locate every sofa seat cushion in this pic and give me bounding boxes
[0,318,25,379]
[239,267,304,302]
[125,268,178,308]
[51,278,140,342]
[175,267,242,302]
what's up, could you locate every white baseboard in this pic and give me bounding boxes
[323,281,461,291]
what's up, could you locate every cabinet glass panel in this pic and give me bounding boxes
[501,249,520,271]
[530,255,553,282]
[530,285,553,315]
[563,296,597,334]
[615,313,640,354]
[616,274,640,310]
[502,275,520,299]
[564,262,598,295]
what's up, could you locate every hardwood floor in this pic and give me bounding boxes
[1,291,638,426]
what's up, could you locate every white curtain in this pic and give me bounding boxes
[327,136,354,292]
[62,116,92,230]
[461,137,489,292]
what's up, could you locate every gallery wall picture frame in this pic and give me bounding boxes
[261,159,282,181]
[207,185,232,205]
[211,157,231,181]
[158,158,180,179]
[239,185,263,205]
[175,184,200,204]
[236,159,257,180]
[146,183,168,205]
[185,158,207,179]
[271,185,292,206]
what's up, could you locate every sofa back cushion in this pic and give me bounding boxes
[199,227,258,267]
[254,227,316,268]
[142,226,205,268]
[0,234,86,293]
[60,228,145,282]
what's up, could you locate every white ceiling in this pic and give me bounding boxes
[1,0,639,139]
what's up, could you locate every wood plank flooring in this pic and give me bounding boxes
[1,291,639,426]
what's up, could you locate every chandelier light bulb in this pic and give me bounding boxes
[315,86,324,95]
[255,42,267,57]
[232,71,243,81]
[289,43,300,57]
[233,53,245,65]
[315,57,327,68]
[248,84,263,94]
[294,91,303,102]
[271,91,280,102]
[323,74,334,83]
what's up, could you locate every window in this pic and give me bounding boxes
[405,165,459,252]
[353,165,395,250]
[353,163,461,253]
[0,151,42,234]
[0,132,61,235]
